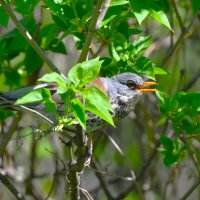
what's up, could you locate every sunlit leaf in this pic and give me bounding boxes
[68,58,102,87]
[71,98,86,130]
[15,89,44,105]
[150,10,173,31]
[81,86,114,126]
[39,72,67,87]
[110,0,129,7]
[153,66,168,75]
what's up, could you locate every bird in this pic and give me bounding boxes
[0,72,156,132]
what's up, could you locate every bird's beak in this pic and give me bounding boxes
[136,82,157,93]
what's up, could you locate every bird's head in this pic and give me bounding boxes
[105,72,156,108]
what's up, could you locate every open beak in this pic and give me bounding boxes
[136,82,157,93]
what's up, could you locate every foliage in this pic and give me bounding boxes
[0,0,200,200]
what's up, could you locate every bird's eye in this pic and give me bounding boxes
[127,80,137,89]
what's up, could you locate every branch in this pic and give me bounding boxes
[161,16,196,67]
[114,120,170,200]
[179,178,200,200]
[0,172,25,200]
[96,0,111,28]
[182,68,200,91]
[68,171,80,200]
[0,0,64,77]
[78,0,104,62]
[91,159,114,200]
[67,125,89,200]
[171,0,185,31]
[0,114,22,157]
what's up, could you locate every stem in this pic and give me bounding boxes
[161,16,196,67]
[0,172,25,200]
[179,179,200,200]
[68,171,80,200]
[0,0,64,76]
[91,159,114,200]
[96,0,111,29]
[78,0,104,62]
[0,114,22,157]
[67,125,87,200]
[182,69,200,91]
[171,0,185,31]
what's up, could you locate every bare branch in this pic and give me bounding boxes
[0,114,22,157]
[182,68,200,91]
[0,172,25,200]
[179,179,200,200]
[161,17,196,67]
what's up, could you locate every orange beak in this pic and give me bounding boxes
[136,82,157,93]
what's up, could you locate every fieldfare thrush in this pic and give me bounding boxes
[0,72,156,132]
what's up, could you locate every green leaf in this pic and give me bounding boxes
[15,89,44,105]
[0,111,14,121]
[44,100,57,114]
[39,72,67,87]
[71,98,86,130]
[49,39,67,54]
[25,47,43,74]
[153,66,168,75]
[160,135,174,150]
[110,0,129,7]
[129,0,172,31]
[42,88,51,100]
[129,0,150,24]
[68,57,103,87]
[109,43,121,62]
[43,1,74,25]
[81,86,114,126]
[132,36,152,57]
[133,9,150,25]
[0,6,9,28]
[150,10,173,31]
[132,57,155,80]
[156,90,170,106]
[192,0,200,14]
[40,24,59,49]
[100,15,116,28]
[163,153,179,167]
[14,0,39,15]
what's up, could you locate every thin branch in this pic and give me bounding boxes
[114,120,170,200]
[179,178,200,200]
[0,114,22,157]
[78,0,104,62]
[91,159,114,200]
[171,0,185,31]
[0,172,25,200]
[182,68,200,91]
[96,0,111,28]
[80,187,94,200]
[19,105,54,125]
[180,136,200,177]
[0,0,64,77]
[161,16,196,67]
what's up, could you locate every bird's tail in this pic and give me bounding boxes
[0,84,50,111]
[0,94,16,111]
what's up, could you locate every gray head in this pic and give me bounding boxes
[105,72,145,108]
